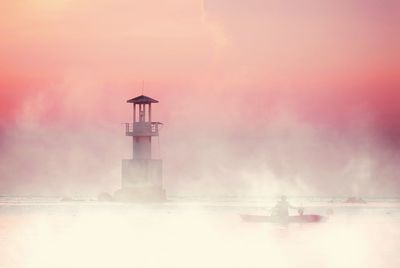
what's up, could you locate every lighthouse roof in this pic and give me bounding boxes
[127,95,159,104]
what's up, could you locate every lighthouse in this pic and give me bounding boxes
[114,95,165,202]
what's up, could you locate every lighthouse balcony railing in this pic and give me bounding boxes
[124,122,160,136]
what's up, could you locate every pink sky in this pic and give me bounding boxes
[0,0,399,196]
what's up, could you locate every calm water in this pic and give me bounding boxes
[1,197,399,268]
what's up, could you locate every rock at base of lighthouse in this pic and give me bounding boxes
[113,186,166,202]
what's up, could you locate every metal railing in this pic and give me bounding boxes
[124,122,160,136]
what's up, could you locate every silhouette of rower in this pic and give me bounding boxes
[272,195,296,218]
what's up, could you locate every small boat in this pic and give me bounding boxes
[240,214,325,223]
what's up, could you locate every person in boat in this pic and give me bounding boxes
[272,195,297,218]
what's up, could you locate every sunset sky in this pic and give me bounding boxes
[0,0,399,196]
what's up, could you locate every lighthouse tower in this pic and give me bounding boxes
[115,95,165,202]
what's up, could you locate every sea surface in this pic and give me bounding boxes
[1,196,399,268]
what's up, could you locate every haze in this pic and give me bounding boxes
[0,0,399,197]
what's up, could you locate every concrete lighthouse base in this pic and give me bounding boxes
[114,159,166,202]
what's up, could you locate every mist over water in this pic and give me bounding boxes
[0,1,399,267]
[1,197,400,268]
[1,95,400,197]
